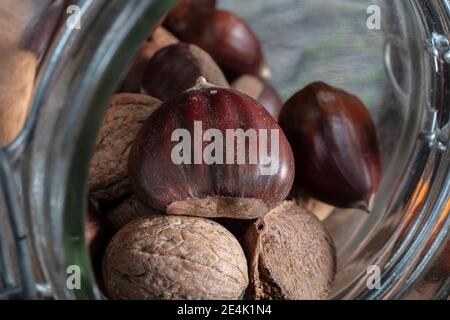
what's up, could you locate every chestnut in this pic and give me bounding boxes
[243,201,336,300]
[129,77,295,219]
[278,82,381,210]
[119,27,179,93]
[163,0,217,36]
[232,75,283,119]
[179,10,270,80]
[142,43,229,101]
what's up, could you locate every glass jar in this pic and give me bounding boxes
[0,0,448,300]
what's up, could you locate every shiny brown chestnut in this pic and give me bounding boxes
[232,75,283,119]
[142,43,229,101]
[163,0,216,36]
[120,27,179,93]
[278,82,381,211]
[179,10,270,80]
[129,77,295,219]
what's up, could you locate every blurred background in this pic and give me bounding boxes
[221,0,385,110]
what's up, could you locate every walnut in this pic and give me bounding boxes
[103,215,249,300]
[243,201,336,300]
[106,195,159,232]
[88,93,161,201]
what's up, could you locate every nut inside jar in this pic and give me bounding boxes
[85,0,385,300]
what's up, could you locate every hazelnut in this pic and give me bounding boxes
[88,93,161,201]
[243,201,336,300]
[179,10,270,80]
[278,82,381,211]
[120,27,179,93]
[106,195,159,232]
[129,77,295,219]
[142,43,229,101]
[232,75,283,119]
[102,215,249,300]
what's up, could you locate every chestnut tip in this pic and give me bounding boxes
[190,76,214,90]
[354,194,375,213]
[259,64,272,80]
[353,201,371,213]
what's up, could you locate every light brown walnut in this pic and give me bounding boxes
[106,195,159,232]
[244,201,336,300]
[103,215,249,300]
[88,93,161,201]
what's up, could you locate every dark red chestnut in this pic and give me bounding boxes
[163,0,217,36]
[142,43,229,101]
[179,10,270,80]
[120,27,179,93]
[278,82,381,211]
[129,77,295,219]
[232,75,283,119]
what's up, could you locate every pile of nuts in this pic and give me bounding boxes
[87,0,381,300]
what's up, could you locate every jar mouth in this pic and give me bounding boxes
[2,0,449,300]
[17,0,176,299]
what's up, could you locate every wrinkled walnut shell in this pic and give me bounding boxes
[103,215,249,300]
[243,201,336,300]
[88,94,161,201]
[106,195,159,232]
